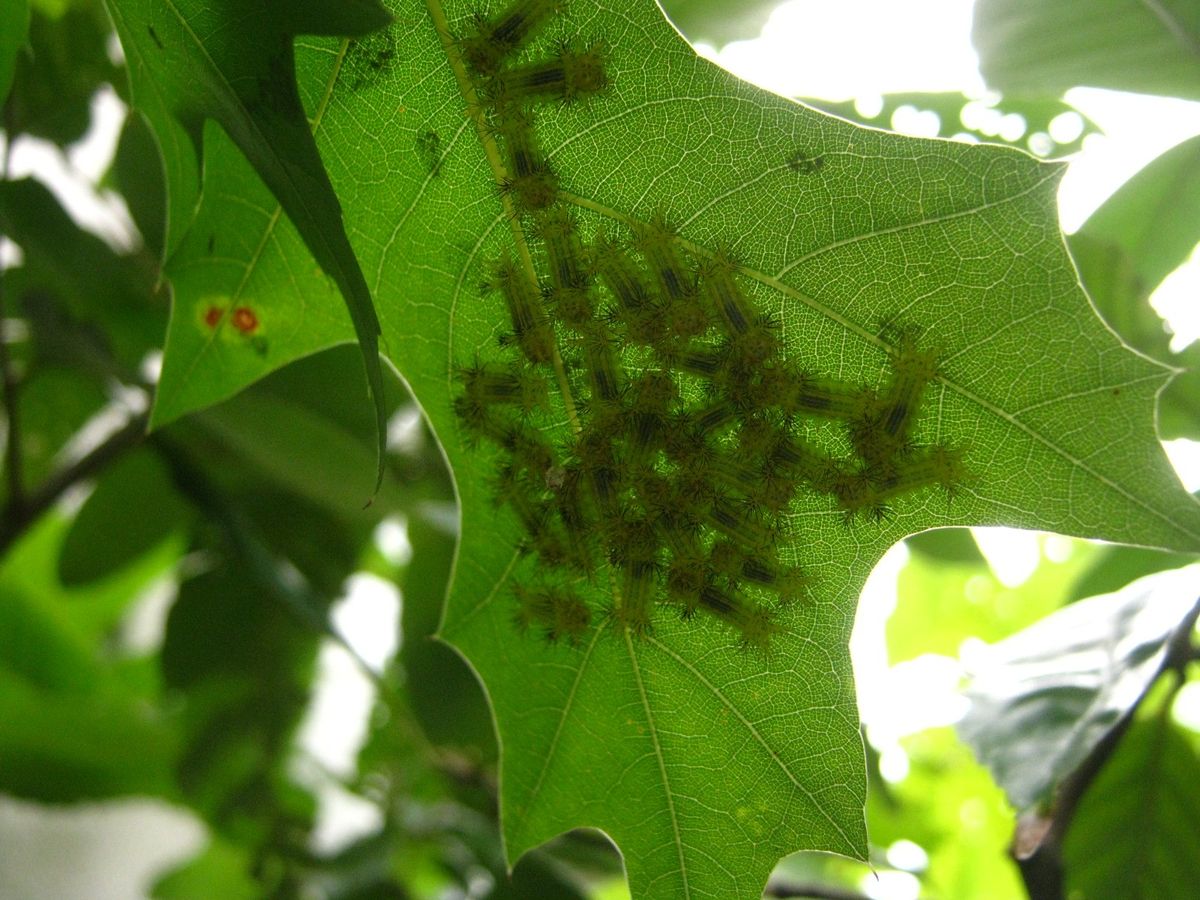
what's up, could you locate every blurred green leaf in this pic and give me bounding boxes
[1067,231,1163,355]
[152,836,260,900]
[0,667,178,802]
[5,0,119,143]
[1067,135,1200,439]
[105,0,393,492]
[958,564,1200,811]
[657,0,779,46]
[0,513,179,804]
[1159,346,1200,440]
[162,564,318,845]
[1066,544,1195,603]
[0,580,98,691]
[973,0,1200,99]
[867,729,1024,899]
[806,92,1099,157]
[905,527,986,565]
[113,109,168,257]
[1063,703,1200,898]
[402,508,495,757]
[8,367,107,496]
[1075,135,1200,299]
[0,0,29,102]
[0,511,179,672]
[191,392,400,518]
[0,176,166,374]
[889,536,1097,664]
[59,447,190,586]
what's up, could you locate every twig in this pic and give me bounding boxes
[0,407,149,554]
[1011,596,1200,899]
[0,112,21,514]
[0,264,20,513]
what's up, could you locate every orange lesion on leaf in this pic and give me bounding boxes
[231,306,260,334]
[197,298,264,342]
[202,304,226,329]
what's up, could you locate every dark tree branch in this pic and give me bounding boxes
[0,407,149,554]
[1012,596,1200,899]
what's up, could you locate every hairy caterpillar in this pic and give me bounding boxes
[489,44,609,105]
[460,0,564,75]
[451,1,966,652]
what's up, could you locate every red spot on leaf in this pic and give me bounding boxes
[232,306,260,334]
[204,306,224,328]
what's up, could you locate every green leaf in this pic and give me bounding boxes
[113,109,168,258]
[135,2,1200,895]
[161,564,319,841]
[5,0,120,144]
[151,837,260,900]
[58,448,190,586]
[0,176,166,375]
[889,535,1096,664]
[805,92,1100,157]
[867,729,1024,899]
[0,514,181,804]
[404,509,496,756]
[973,0,1200,99]
[0,511,180,671]
[1065,544,1195,603]
[0,0,29,102]
[1076,135,1200,300]
[0,667,178,802]
[104,0,392,492]
[1063,702,1200,898]
[6,367,108,495]
[657,0,779,46]
[958,564,1200,811]
[1067,135,1200,439]
[904,527,986,565]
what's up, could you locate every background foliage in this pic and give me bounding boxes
[1,1,1198,898]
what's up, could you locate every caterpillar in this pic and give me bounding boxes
[485,255,556,365]
[495,109,559,211]
[852,333,939,466]
[460,0,564,75]
[701,251,755,337]
[488,43,609,105]
[451,1,967,652]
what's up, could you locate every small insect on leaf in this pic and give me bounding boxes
[635,214,697,306]
[853,333,939,466]
[494,107,559,211]
[512,581,591,644]
[459,360,549,414]
[701,250,755,337]
[538,207,591,293]
[489,43,609,105]
[460,0,564,75]
[485,254,557,365]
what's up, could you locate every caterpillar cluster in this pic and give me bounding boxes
[451,1,965,650]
